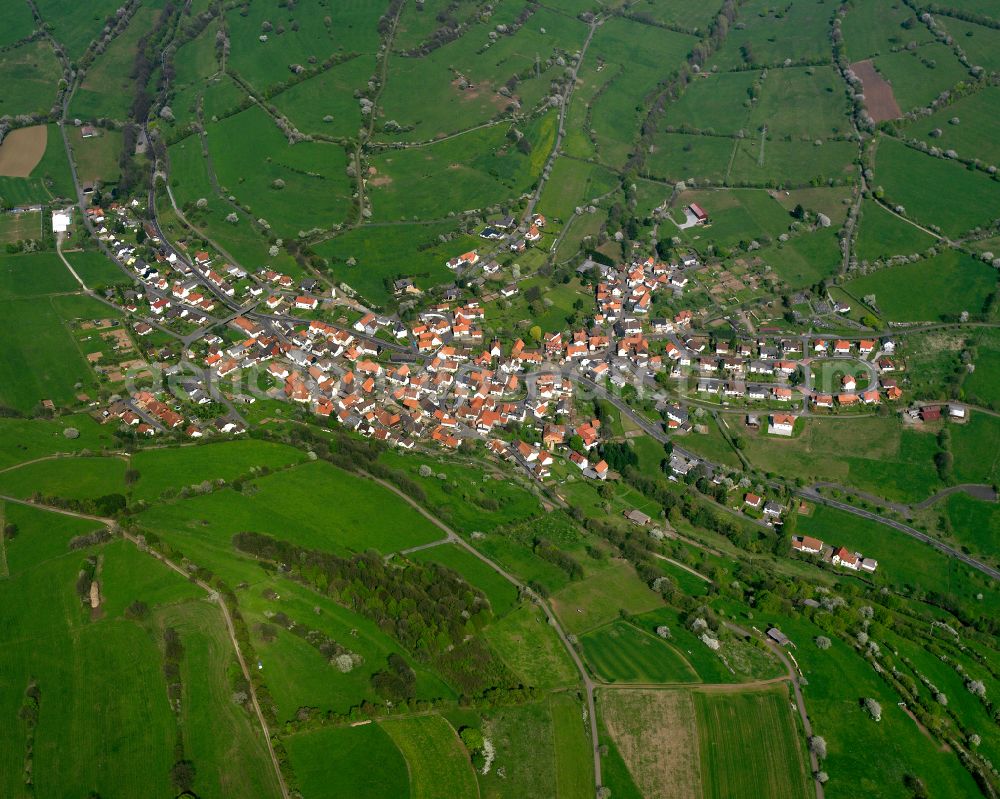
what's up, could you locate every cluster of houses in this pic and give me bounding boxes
[792,535,878,573]
[661,331,900,408]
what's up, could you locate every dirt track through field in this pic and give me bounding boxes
[0,125,47,177]
[851,60,902,122]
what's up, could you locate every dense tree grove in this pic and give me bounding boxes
[232,532,491,656]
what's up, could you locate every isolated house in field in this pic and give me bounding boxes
[688,203,709,224]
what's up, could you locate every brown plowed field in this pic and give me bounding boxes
[852,60,902,122]
[0,125,47,177]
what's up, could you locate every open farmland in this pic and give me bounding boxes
[694,688,809,799]
[136,460,446,558]
[599,689,702,799]
[711,0,835,68]
[550,560,664,635]
[0,288,117,413]
[581,620,699,683]
[873,137,1000,237]
[4,0,1000,794]
[376,5,588,143]
[741,415,943,503]
[0,41,61,116]
[585,18,698,168]
[854,199,936,261]
[284,724,410,799]
[484,604,580,690]
[368,116,554,220]
[380,716,479,799]
[905,86,1000,168]
[207,106,352,237]
[844,250,997,322]
[872,43,971,113]
[0,502,279,799]
[130,439,306,502]
[0,455,125,501]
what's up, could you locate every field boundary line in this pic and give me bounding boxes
[0,503,8,578]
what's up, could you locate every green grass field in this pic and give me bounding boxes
[0,455,125,500]
[536,157,619,221]
[940,17,1000,74]
[271,55,375,140]
[906,85,1000,168]
[743,415,943,504]
[873,42,972,113]
[773,612,982,799]
[381,715,479,799]
[551,560,663,636]
[844,249,997,322]
[695,687,809,799]
[137,459,446,558]
[581,620,699,683]
[949,412,1000,485]
[0,501,280,799]
[0,414,117,470]
[0,40,61,116]
[728,136,858,187]
[674,188,793,253]
[369,117,552,220]
[0,2,35,48]
[130,439,306,502]
[760,226,843,288]
[208,105,352,238]
[225,1,381,90]
[750,66,852,139]
[0,211,41,244]
[586,18,698,168]
[484,604,580,690]
[873,137,1000,237]
[664,71,756,134]
[313,221,482,307]
[284,723,410,799]
[73,128,123,185]
[804,503,1000,616]
[712,0,835,69]
[34,0,124,60]
[0,290,119,412]
[840,0,930,62]
[854,199,936,262]
[646,132,735,183]
[62,250,131,288]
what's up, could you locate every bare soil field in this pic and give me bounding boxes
[0,125,47,177]
[600,688,702,799]
[851,60,902,122]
